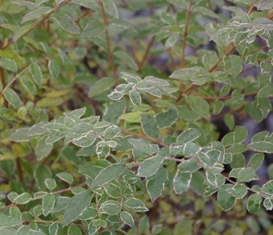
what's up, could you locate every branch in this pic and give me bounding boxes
[138,36,155,70]
[0,56,51,97]
[180,0,193,68]
[99,0,118,85]
[0,183,86,211]
[121,130,168,147]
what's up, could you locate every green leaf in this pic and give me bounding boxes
[45,178,57,191]
[234,126,248,143]
[146,168,168,202]
[68,225,82,235]
[263,198,273,210]
[137,154,165,178]
[129,139,159,155]
[103,125,120,139]
[139,215,149,234]
[213,100,224,114]
[10,128,31,142]
[4,88,21,110]
[89,77,115,97]
[13,192,32,204]
[129,90,142,106]
[0,58,17,72]
[82,19,105,38]
[52,12,81,34]
[155,109,177,129]
[198,149,222,167]
[238,167,259,182]
[103,101,126,125]
[119,111,143,123]
[217,184,235,211]
[42,194,55,216]
[261,180,273,196]
[230,154,246,168]
[123,198,148,212]
[173,171,191,194]
[35,135,53,160]
[48,59,60,79]
[29,63,42,86]
[170,66,211,85]
[114,51,138,70]
[72,133,97,148]
[91,163,126,189]
[62,190,94,226]
[20,75,37,94]
[227,184,247,199]
[248,141,273,153]
[57,173,74,185]
[258,0,273,10]
[108,91,124,101]
[141,114,160,139]
[87,223,99,235]
[247,194,262,214]
[0,214,22,228]
[222,55,243,76]
[186,95,210,120]
[100,201,120,215]
[104,183,122,198]
[121,72,142,84]
[22,6,51,23]
[176,128,201,144]
[36,97,64,108]
[9,206,21,221]
[178,158,200,173]
[247,153,264,170]
[79,207,98,220]
[120,211,134,227]
[152,224,163,235]
[49,221,58,235]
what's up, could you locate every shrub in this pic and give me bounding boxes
[0,0,273,234]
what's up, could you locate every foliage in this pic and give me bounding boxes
[1,0,273,234]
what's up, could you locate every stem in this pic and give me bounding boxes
[121,130,168,147]
[99,0,118,85]
[138,36,155,70]
[180,0,193,68]
[15,158,23,183]
[0,183,86,211]
[247,0,258,15]
[0,56,51,97]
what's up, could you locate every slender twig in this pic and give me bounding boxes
[0,56,50,97]
[15,158,23,183]
[200,92,257,101]
[0,183,86,211]
[121,130,168,147]
[131,38,140,67]
[180,0,193,69]
[75,8,92,24]
[138,36,155,70]
[175,0,193,102]
[247,0,258,15]
[267,10,273,19]
[99,0,118,85]
[210,106,243,122]
[73,87,102,116]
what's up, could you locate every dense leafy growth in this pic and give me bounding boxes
[1,0,273,234]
